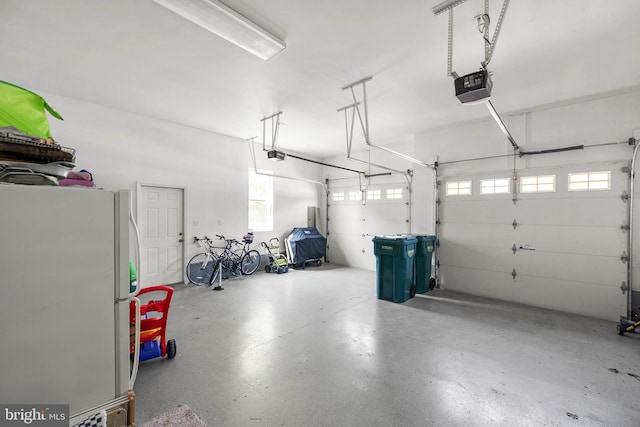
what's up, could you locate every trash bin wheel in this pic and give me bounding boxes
[316,260,323,266]
[265,265,271,273]
[409,285,416,298]
[617,324,625,336]
[167,339,177,359]
[428,278,436,290]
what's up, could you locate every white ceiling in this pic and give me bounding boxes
[3,0,640,159]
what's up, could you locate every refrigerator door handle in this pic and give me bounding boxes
[129,191,142,297]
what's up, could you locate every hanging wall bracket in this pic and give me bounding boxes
[261,112,285,161]
[338,76,435,171]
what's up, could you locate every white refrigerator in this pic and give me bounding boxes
[0,184,135,425]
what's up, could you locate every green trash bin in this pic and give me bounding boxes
[372,235,417,303]
[415,235,436,294]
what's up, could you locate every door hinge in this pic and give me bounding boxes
[511,269,517,280]
[621,191,630,202]
[621,252,630,263]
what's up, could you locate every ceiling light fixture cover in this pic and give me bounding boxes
[153,0,285,60]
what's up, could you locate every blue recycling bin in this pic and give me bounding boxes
[415,235,436,294]
[372,235,417,303]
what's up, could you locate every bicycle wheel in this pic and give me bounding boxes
[186,253,216,285]
[228,253,242,277]
[241,250,261,275]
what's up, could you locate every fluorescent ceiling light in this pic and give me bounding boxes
[153,0,286,60]
[432,0,470,16]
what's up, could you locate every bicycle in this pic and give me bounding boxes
[234,232,261,275]
[186,233,261,286]
[186,235,238,286]
[207,234,260,284]
[186,236,220,286]
[212,235,243,281]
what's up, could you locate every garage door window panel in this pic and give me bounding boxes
[520,175,556,193]
[568,171,611,191]
[481,178,510,195]
[446,181,472,196]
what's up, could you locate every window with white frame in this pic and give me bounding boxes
[446,181,472,196]
[520,175,556,193]
[386,188,403,200]
[367,189,381,200]
[332,192,345,201]
[481,178,510,195]
[248,170,273,232]
[568,171,611,191]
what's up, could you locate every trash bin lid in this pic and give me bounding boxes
[372,235,418,245]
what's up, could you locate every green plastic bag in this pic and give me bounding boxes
[0,80,63,139]
[129,259,138,293]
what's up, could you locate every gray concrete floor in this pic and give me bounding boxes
[133,264,640,427]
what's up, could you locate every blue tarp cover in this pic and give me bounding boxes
[285,227,327,264]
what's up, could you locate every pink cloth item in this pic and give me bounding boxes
[58,178,95,187]
[66,171,92,181]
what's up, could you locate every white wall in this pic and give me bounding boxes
[416,90,640,170]
[43,93,323,277]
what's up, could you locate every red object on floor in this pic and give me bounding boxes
[130,285,175,360]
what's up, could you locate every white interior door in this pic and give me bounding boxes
[139,185,184,286]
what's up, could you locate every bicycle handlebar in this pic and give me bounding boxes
[197,234,246,250]
[194,236,213,243]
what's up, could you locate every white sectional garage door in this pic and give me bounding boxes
[328,181,410,271]
[438,161,628,320]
